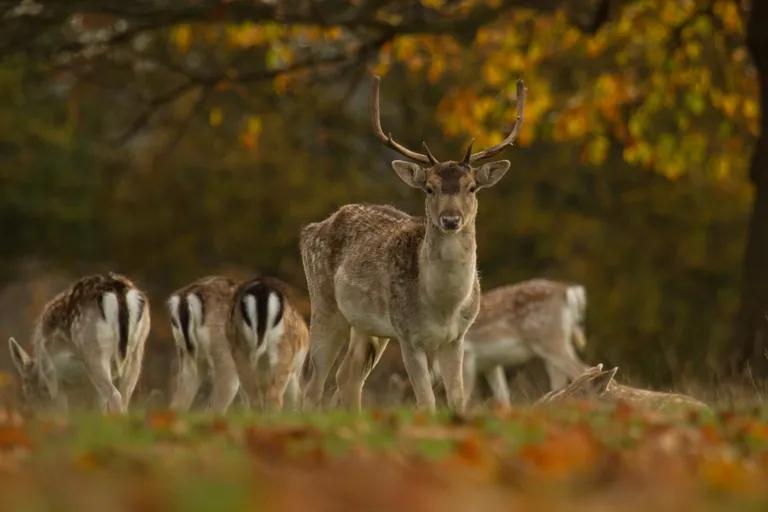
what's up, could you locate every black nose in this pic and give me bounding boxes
[439,215,462,231]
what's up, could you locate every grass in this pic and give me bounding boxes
[1,403,768,511]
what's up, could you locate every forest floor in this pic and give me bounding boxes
[1,404,768,511]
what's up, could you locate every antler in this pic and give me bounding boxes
[422,141,439,164]
[468,79,527,162]
[371,76,433,165]
[461,138,475,165]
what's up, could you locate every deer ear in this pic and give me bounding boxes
[8,337,31,375]
[391,161,427,189]
[475,160,510,190]
[590,366,618,394]
[586,363,603,373]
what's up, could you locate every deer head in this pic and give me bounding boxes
[371,77,526,234]
[537,364,619,404]
[8,337,57,404]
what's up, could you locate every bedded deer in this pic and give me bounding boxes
[301,77,526,412]
[8,273,150,413]
[167,276,240,413]
[226,277,308,410]
[537,364,710,413]
[463,279,589,406]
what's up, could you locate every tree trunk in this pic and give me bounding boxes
[734,2,768,376]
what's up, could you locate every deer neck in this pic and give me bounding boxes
[419,220,477,310]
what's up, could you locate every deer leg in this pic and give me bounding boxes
[305,311,349,408]
[400,341,436,412]
[119,307,150,411]
[284,374,301,410]
[207,348,240,414]
[545,362,569,390]
[334,334,364,410]
[170,351,201,412]
[82,350,124,414]
[208,368,240,415]
[265,352,295,411]
[462,349,477,407]
[118,351,141,412]
[229,345,262,411]
[533,340,588,391]
[484,365,511,407]
[336,331,389,411]
[435,340,465,413]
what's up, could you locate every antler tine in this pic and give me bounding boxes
[371,76,432,164]
[469,79,527,162]
[422,141,438,164]
[461,138,475,164]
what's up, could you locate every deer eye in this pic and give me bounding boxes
[425,186,434,195]
[469,185,477,193]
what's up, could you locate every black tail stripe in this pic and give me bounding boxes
[255,285,268,347]
[179,294,194,355]
[117,292,129,360]
[241,296,252,328]
[240,281,284,346]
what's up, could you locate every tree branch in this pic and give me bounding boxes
[0,0,564,60]
[114,32,394,144]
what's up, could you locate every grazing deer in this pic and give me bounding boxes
[167,276,239,413]
[8,273,150,413]
[300,77,526,412]
[463,279,589,406]
[226,277,308,410]
[537,364,710,413]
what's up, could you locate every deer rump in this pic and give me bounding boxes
[238,280,285,363]
[97,286,145,376]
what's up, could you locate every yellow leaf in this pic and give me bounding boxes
[743,98,759,120]
[246,115,262,136]
[273,74,292,95]
[209,107,223,127]
[171,25,191,53]
[240,115,262,150]
[586,135,609,165]
[482,64,504,87]
[721,94,739,116]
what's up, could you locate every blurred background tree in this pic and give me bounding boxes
[0,0,763,385]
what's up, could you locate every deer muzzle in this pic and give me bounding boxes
[439,214,463,232]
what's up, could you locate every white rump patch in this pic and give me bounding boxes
[168,295,180,329]
[266,291,283,333]
[241,291,285,367]
[566,285,586,323]
[126,289,144,342]
[97,291,120,354]
[167,294,185,351]
[186,293,205,354]
[187,293,204,330]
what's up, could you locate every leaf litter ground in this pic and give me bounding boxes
[1,403,768,511]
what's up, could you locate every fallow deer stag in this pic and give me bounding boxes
[8,273,150,414]
[301,76,526,412]
[463,279,589,406]
[167,276,240,413]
